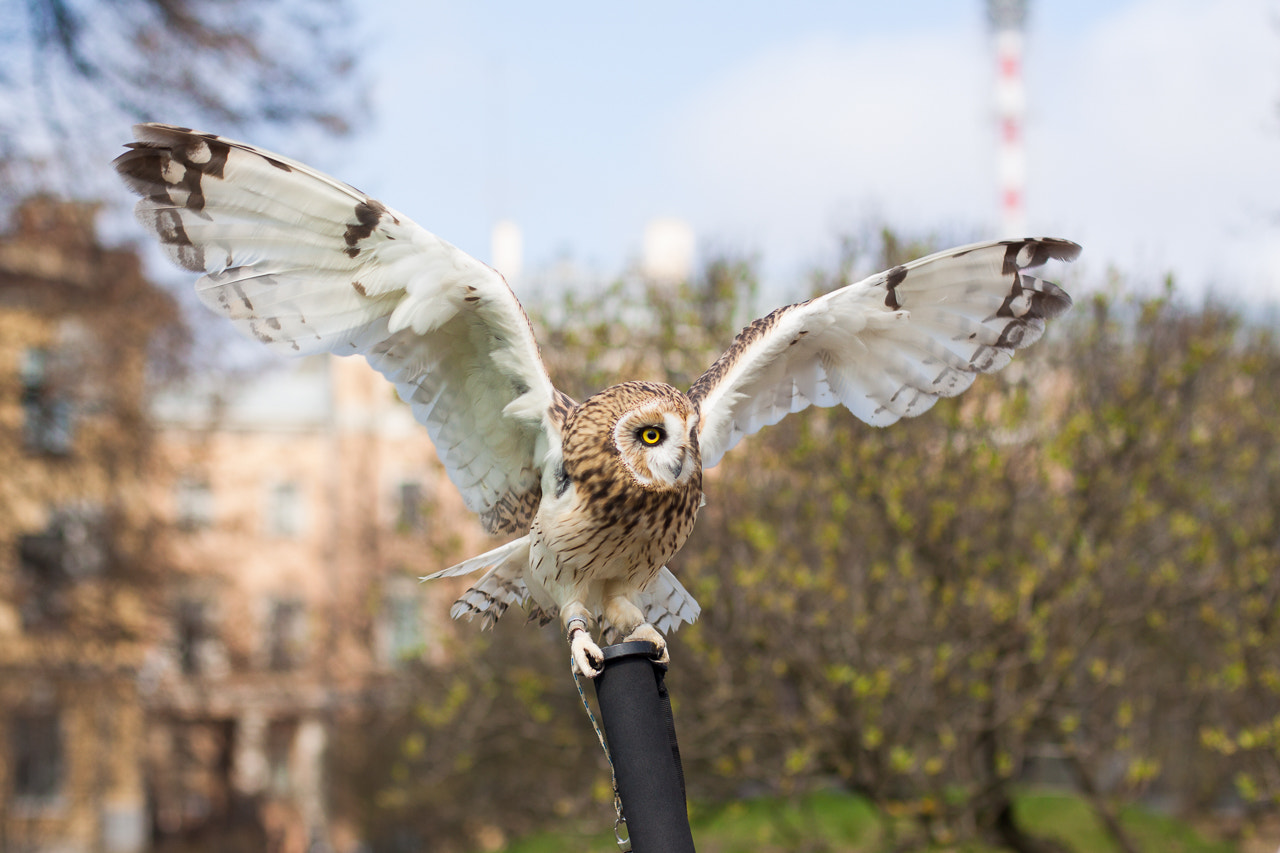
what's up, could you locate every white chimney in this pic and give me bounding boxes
[490,219,523,282]
[642,218,695,284]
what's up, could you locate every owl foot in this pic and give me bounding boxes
[624,622,669,665]
[569,625,605,678]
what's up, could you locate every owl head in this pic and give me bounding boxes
[564,381,702,494]
[612,397,700,491]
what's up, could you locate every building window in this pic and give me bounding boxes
[266,599,307,671]
[175,479,214,531]
[20,348,74,456]
[176,598,215,676]
[17,532,67,630]
[266,719,297,797]
[398,481,424,532]
[266,482,304,538]
[16,509,108,630]
[386,595,423,663]
[11,712,64,802]
[378,579,424,666]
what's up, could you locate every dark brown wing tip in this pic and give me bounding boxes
[113,126,184,186]
[112,149,174,205]
[1037,238,1083,264]
[1015,237,1082,266]
[999,238,1082,276]
[1033,278,1073,319]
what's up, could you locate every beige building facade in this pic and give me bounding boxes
[0,199,487,852]
[147,353,486,851]
[0,198,172,853]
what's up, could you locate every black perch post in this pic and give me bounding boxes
[592,641,697,853]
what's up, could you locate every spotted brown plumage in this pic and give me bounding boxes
[558,382,702,588]
[115,123,1080,677]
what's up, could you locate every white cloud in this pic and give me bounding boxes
[665,0,1280,298]
[667,29,990,277]
[1037,0,1280,296]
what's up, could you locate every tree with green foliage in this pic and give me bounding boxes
[333,239,1280,853]
[674,268,1280,852]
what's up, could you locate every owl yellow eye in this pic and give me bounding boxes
[639,426,664,446]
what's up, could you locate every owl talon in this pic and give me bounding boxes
[624,623,669,664]
[570,629,605,678]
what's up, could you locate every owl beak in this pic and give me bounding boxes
[667,445,696,483]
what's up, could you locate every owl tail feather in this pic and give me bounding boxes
[598,567,701,643]
[420,537,528,581]
[421,537,531,631]
[638,567,701,634]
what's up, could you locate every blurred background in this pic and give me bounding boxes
[0,1,1278,851]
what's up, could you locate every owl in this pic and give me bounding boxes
[115,124,1079,676]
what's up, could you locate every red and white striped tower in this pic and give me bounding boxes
[988,0,1028,236]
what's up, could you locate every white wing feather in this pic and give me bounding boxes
[690,238,1080,469]
[116,123,564,535]
[637,567,701,634]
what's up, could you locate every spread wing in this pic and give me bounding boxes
[115,123,573,535]
[689,238,1080,469]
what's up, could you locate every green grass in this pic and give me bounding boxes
[496,790,1240,853]
[1014,793,1236,853]
[689,790,881,852]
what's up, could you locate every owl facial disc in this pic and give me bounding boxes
[613,407,699,490]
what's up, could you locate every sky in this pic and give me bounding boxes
[147,1,1280,307]
[302,0,1280,304]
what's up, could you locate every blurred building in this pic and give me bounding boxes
[145,352,488,850]
[0,198,488,852]
[0,198,179,853]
